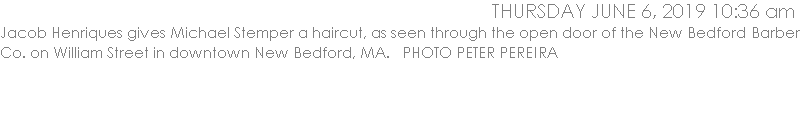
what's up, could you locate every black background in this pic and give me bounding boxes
[0,1,797,123]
